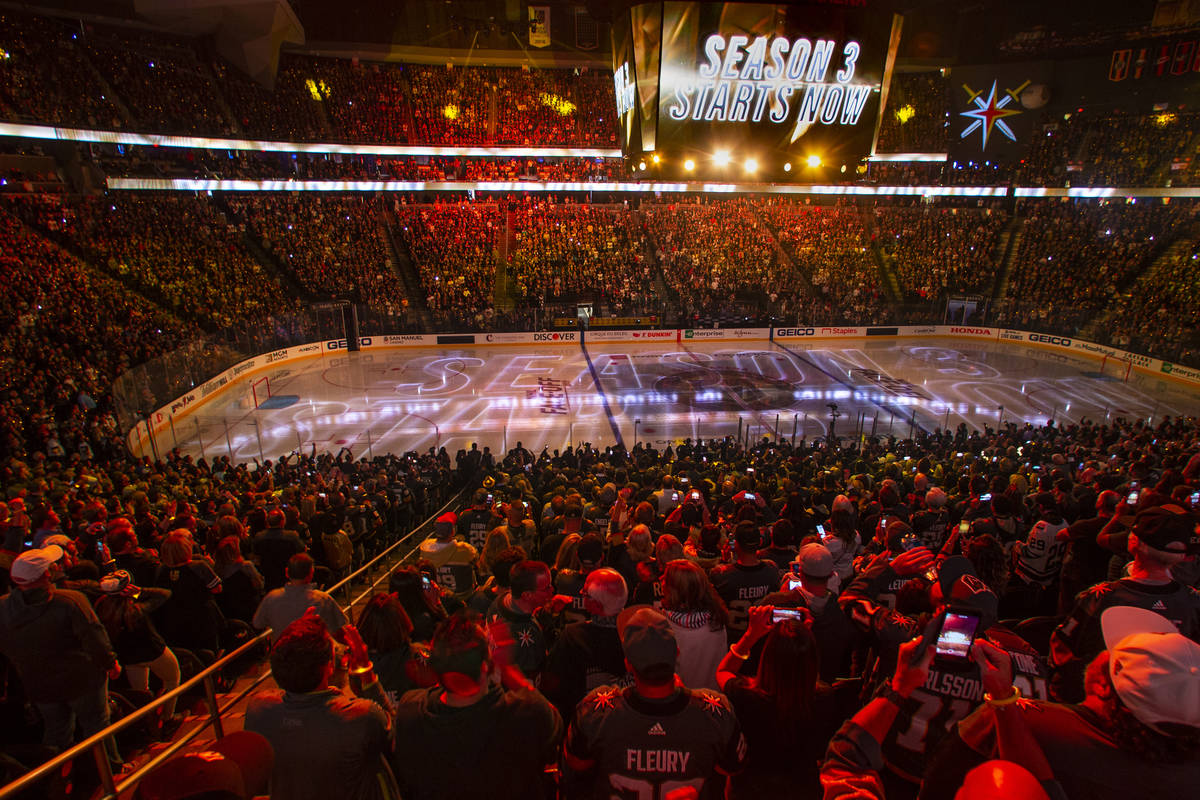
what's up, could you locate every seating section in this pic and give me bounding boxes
[227,194,405,312]
[509,202,651,308]
[393,202,501,325]
[874,204,1010,298]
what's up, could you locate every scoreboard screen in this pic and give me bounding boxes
[613,1,899,179]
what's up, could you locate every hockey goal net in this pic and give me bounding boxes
[1099,353,1132,382]
[249,375,271,409]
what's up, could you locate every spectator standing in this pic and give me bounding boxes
[1049,504,1200,701]
[564,606,747,799]
[417,512,477,596]
[660,559,731,691]
[710,521,783,641]
[391,614,563,800]
[0,546,123,765]
[252,509,305,591]
[253,553,348,643]
[245,614,395,800]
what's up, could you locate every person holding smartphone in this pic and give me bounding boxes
[715,604,843,797]
[838,554,1047,786]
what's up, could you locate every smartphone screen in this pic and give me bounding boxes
[980,493,992,502]
[744,492,756,501]
[790,562,803,575]
[786,576,804,591]
[671,492,679,501]
[935,612,981,661]
[772,607,807,623]
[1127,490,1140,504]
[959,521,970,535]
[816,524,826,537]
[421,575,432,590]
[1191,491,1199,506]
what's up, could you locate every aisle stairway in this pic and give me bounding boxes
[859,206,903,302]
[991,216,1026,301]
[381,209,436,329]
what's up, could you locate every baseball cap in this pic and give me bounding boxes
[10,545,63,584]
[797,542,834,580]
[617,606,677,672]
[435,512,458,526]
[1101,606,1200,733]
[1133,505,1194,553]
[100,569,132,594]
[938,556,999,628]
[577,535,605,566]
[41,533,73,550]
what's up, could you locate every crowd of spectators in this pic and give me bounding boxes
[874,203,1010,298]
[211,57,327,142]
[509,201,652,308]
[1102,232,1200,364]
[0,204,191,463]
[758,200,891,324]
[82,33,230,136]
[999,199,1196,332]
[393,201,501,326]
[19,193,295,329]
[7,397,1200,798]
[228,194,406,312]
[0,11,122,129]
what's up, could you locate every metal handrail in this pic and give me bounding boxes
[0,488,466,800]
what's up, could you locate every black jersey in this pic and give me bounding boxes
[566,685,746,800]
[710,562,782,637]
[1050,577,1200,701]
[879,626,1047,783]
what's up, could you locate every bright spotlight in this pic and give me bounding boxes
[651,153,661,164]
[638,161,646,171]
[783,162,792,172]
[806,154,822,168]
[744,158,758,173]
[713,150,732,166]
[684,159,696,171]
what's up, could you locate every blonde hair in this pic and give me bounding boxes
[160,530,194,567]
[478,528,512,573]
[627,525,654,562]
[554,533,583,572]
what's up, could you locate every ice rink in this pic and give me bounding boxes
[160,338,1200,463]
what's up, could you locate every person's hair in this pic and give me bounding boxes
[830,508,856,545]
[266,509,286,528]
[214,536,244,569]
[490,546,527,588]
[770,519,795,548]
[509,560,550,598]
[554,533,583,572]
[271,615,333,693]
[634,501,656,526]
[963,533,1009,595]
[94,592,142,643]
[215,515,244,542]
[286,553,315,582]
[159,532,193,567]
[430,613,489,679]
[654,534,684,565]
[388,565,445,623]
[627,525,654,562]
[356,593,413,654]
[583,568,628,616]
[1089,652,1200,763]
[757,619,820,723]
[477,528,511,574]
[106,527,137,554]
[661,560,729,628]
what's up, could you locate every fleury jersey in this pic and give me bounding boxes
[566,686,746,800]
[1014,518,1069,585]
[710,562,782,637]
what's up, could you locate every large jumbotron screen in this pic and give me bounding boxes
[612,1,900,179]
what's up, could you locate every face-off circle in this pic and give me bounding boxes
[654,366,800,411]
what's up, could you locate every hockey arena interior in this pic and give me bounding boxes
[1,1,1199,799]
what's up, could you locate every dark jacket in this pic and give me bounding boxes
[0,585,116,702]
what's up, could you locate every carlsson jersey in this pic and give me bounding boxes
[879,626,1048,783]
[567,686,746,800]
